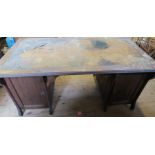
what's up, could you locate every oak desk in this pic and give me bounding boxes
[0,38,155,116]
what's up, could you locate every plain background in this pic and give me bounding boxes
[0,0,155,155]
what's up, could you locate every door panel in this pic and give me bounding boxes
[9,77,49,108]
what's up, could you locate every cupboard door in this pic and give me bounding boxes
[8,77,49,108]
[110,74,146,105]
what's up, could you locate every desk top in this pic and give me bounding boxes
[0,37,155,77]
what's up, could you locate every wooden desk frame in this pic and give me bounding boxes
[0,76,57,116]
[0,73,154,116]
[0,38,155,116]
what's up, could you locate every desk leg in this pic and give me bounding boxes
[46,76,57,115]
[94,74,153,111]
[94,74,116,111]
[2,78,24,116]
[129,75,152,110]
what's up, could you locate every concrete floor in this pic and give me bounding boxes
[0,75,155,117]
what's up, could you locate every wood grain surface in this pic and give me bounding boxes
[0,37,155,77]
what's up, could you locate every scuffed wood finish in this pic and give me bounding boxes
[0,38,155,77]
[4,78,24,116]
[4,77,50,115]
[95,73,154,111]
[0,38,155,115]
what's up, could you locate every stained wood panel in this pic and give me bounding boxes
[8,77,49,108]
[4,78,24,115]
[94,74,115,104]
[109,74,147,104]
[95,73,152,110]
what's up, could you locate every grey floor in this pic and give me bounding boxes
[0,75,155,117]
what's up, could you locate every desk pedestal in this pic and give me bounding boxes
[94,73,154,111]
[3,77,56,116]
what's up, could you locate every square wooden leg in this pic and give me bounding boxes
[46,76,57,114]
